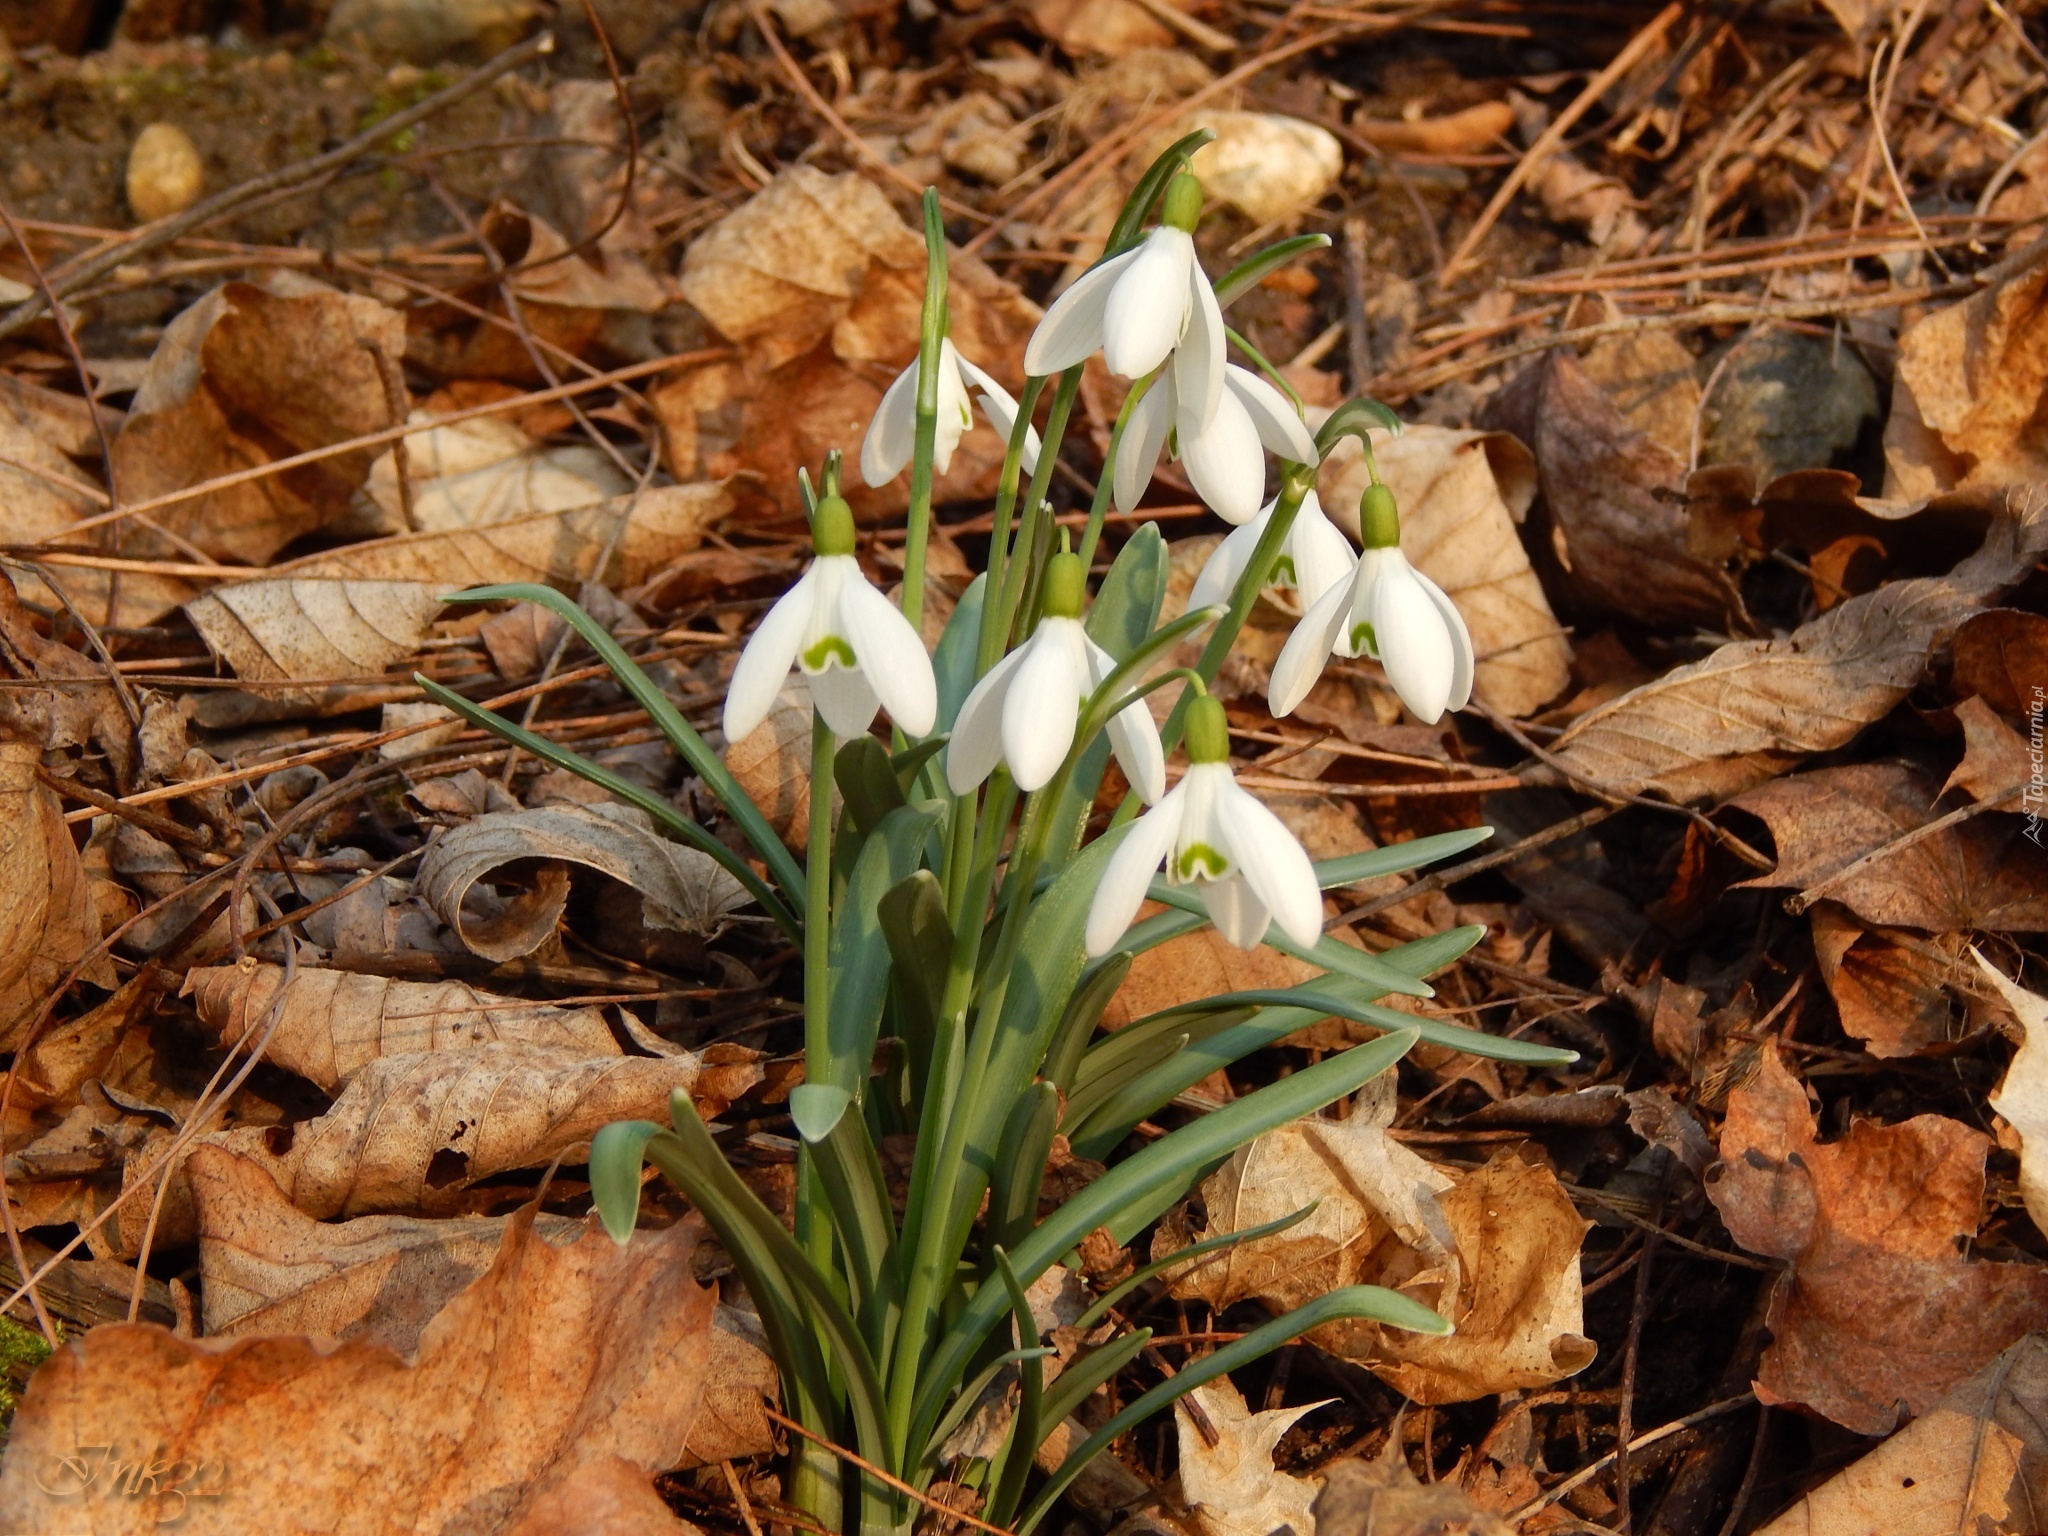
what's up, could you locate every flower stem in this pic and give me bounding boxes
[799,712,837,1268]
[992,367,1080,664]
[1076,370,1154,572]
[900,189,947,633]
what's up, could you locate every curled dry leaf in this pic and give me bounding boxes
[1549,489,2048,802]
[112,277,405,573]
[0,738,116,1051]
[1945,695,2033,803]
[1755,1334,2048,1536]
[205,1043,711,1219]
[1809,904,1969,1059]
[1979,954,2048,1242]
[1479,351,1735,629]
[1174,1378,1328,1536]
[416,802,748,965]
[182,961,620,1093]
[1705,1040,2048,1435]
[1350,100,1515,157]
[662,167,1037,520]
[1161,1084,1592,1402]
[1731,763,2048,932]
[0,1203,717,1536]
[0,568,136,786]
[1321,424,1572,717]
[360,413,632,536]
[1952,607,2048,718]
[1886,261,2048,501]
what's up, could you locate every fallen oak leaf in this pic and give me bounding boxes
[1979,953,2048,1244]
[1311,1444,1516,1536]
[1174,1378,1330,1536]
[181,962,622,1093]
[1705,1040,2048,1435]
[359,412,632,537]
[1809,904,1969,1059]
[0,1203,717,1535]
[0,736,116,1051]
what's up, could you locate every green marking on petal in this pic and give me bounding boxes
[1272,554,1297,585]
[1349,621,1378,658]
[802,635,858,672]
[1175,842,1230,880]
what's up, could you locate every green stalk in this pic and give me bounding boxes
[989,368,1081,667]
[982,373,1045,655]
[900,189,947,634]
[799,715,836,1279]
[1075,370,1155,572]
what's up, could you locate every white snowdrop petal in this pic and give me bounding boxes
[1224,365,1318,463]
[958,354,1042,475]
[1217,783,1325,949]
[1370,560,1457,724]
[1288,494,1360,612]
[1201,876,1273,950]
[1086,792,1188,957]
[1086,636,1168,805]
[946,645,1027,795]
[1025,248,1141,376]
[860,362,920,487]
[931,339,974,476]
[1103,229,1194,379]
[723,565,819,741]
[1174,254,1228,427]
[1113,380,1174,515]
[837,574,938,736]
[1411,565,1476,713]
[1178,389,1267,525]
[809,664,882,737]
[1002,622,1087,791]
[1189,512,1266,611]
[1268,572,1353,718]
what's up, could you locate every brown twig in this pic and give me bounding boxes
[1784,783,2026,915]
[760,1406,1020,1536]
[1328,805,1621,925]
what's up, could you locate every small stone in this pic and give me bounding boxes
[1702,329,1880,483]
[1190,111,1345,225]
[126,123,205,225]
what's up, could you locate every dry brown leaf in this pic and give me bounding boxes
[0,738,116,1051]
[0,1203,715,1535]
[724,678,822,851]
[661,168,1037,521]
[1953,607,2048,718]
[0,568,136,784]
[1508,92,1649,256]
[1162,1085,1592,1403]
[184,578,448,691]
[1321,424,1572,717]
[182,961,621,1093]
[111,277,404,574]
[189,1142,580,1348]
[1549,490,2048,801]
[1755,1333,2048,1536]
[1350,101,1514,157]
[1810,904,1968,1059]
[1312,1447,1516,1536]
[1945,695,2033,803]
[1980,955,2048,1243]
[415,802,747,964]
[1185,112,1343,225]
[359,413,632,537]
[1102,918,1320,1030]
[205,1044,709,1219]
[1731,763,2048,932]
[1886,262,2048,500]
[1479,350,1734,629]
[1577,329,1701,462]
[1174,1379,1327,1536]
[1706,1041,2048,1435]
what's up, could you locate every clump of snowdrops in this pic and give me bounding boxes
[423,137,1571,1536]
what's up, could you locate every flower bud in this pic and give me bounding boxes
[812,494,856,557]
[1359,481,1401,550]
[1161,171,1204,233]
[1185,692,1230,764]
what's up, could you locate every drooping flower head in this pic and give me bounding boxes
[1268,480,1474,725]
[860,337,1041,487]
[1114,363,1318,525]
[723,493,938,742]
[947,549,1166,801]
[1189,489,1357,615]
[1024,172,1225,426]
[1085,693,1324,956]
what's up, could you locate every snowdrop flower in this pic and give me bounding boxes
[947,551,1166,802]
[723,494,937,742]
[1269,481,1473,725]
[1024,172,1225,427]
[1085,693,1323,956]
[860,338,1040,486]
[1113,363,1318,525]
[1189,489,1356,614]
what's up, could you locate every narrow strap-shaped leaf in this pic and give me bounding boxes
[1043,951,1130,1093]
[918,1345,1057,1474]
[877,870,950,1102]
[415,673,799,940]
[1312,826,1495,887]
[990,1083,1061,1253]
[435,583,807,905]
[588,1119,661,1245]
[1032,1328,1152,1442]
[987,1248,1044,1526]
[1105,129,1215,255]
[1214,234,1332,308]
[910,1029,1418,1452]
[1139,880,1434,997]
[790,1084,901,1354]
[1016,1285,1449,1534]
[827,803,942,1099]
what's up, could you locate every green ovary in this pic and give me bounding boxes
[1175,842,1230,880]
[802,635,858,671]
